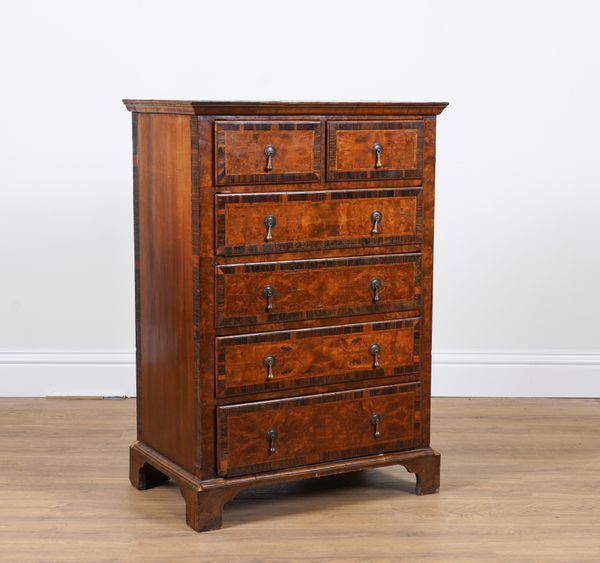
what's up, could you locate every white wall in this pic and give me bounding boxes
[1,0,599,397]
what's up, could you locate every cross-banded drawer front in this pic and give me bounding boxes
[215,253,421,328]
[215,188,423,256]
[215,121,321,185]
[215,318,421,397]
[217,383,421,476]
[327,121,424,181]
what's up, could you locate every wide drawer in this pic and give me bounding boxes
[215,188,422,256]
[217,383,421,476]
[327,121,423,181]
[215,120,321,185]
[215,253,421,328]
[216,318,421,397]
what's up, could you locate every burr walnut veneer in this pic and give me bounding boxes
[124,99,448,532]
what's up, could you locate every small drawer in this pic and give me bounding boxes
[215,253,421,328]
[215,188,422,256]
[217,383,421,476]
[216,318,420,397]
[327,121,424,181]
[215,121,321,185]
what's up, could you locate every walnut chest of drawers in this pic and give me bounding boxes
[124,99,448,532]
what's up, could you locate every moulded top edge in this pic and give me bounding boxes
[122,99,449,116]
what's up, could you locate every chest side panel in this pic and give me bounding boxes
[134,113,196,472]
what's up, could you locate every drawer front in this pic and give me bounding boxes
[215,253,421,328]
[216,318,421,397]
[327,121,423,181]
[215,188,422,256]
[215,121,321,185]
[217,383,420,476]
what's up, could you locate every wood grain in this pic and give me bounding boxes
[215,188,423,256]
[215,121,321,185]
[134,113,196,472]
[215,318,420,397]
[216,253,422,328]
[2,398,599,561]
[195,115,219,479]
[328,121,424,181]
[217,384,421,476]
[418,116,437,448]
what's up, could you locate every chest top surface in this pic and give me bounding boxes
[123,99,449,115]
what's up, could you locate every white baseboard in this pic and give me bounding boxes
[432,352,600,397]
[0,351,136,397]
[0,350,599,398]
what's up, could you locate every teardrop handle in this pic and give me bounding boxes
[262,285,275,312]
[370,210,382,235]
[264,145,276,172]
[370,277,381,304]
[264,215,276,241]
[372,143,383,169]
[369,343,381,369]
[370,413,382,438]
[264,355,276,380]
[266,428,277,454]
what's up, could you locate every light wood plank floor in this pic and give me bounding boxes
[1,398,599,562]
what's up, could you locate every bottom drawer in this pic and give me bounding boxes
[217,383,421,477]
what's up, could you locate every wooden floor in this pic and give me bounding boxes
[1,398,599,562]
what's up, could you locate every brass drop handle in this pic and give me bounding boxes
[262,285,275,312]
[370,210,382,235]
[264,355,276,380]
[369,343,381,369]
[264,145,276,172]
[372,143,383,169]
[370,277,381,304]
[266,428,277,454]
[264,215,276,241]
[370,413,382,438]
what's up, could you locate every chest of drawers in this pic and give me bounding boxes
[125,100,448,532]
